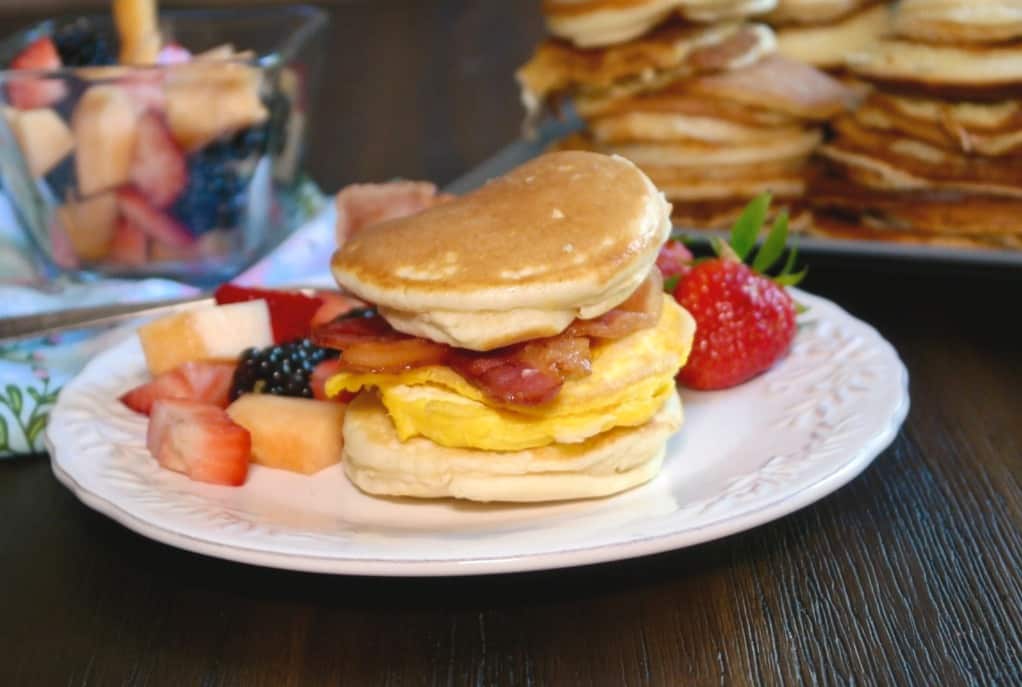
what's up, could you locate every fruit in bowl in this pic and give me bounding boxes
[0,1,323,281]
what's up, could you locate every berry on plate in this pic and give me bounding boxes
[121,361,236,415]
[147,399,250,486]
[656,238,694,289]
[674,194,804,391]
[214,284,324,344]
[6,37,66,109]
[230,339,338,401]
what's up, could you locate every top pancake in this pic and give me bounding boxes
[894,0,1022,45]
[331,152,671,350]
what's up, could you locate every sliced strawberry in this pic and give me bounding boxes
[178,361,236,408]
[129,111,187,208]
[6,37,66,109]
[310,359,357,402]
[309,290,366,329]
[157,43,192,65]
[121,367,192,414]
[147,400,250,486]
[108,217,148,265]
[214,284,324,344]
[121,362,236,415]
[117,188,194,247]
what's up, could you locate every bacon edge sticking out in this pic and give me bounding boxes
[312,270,663,406]
[335,181,455,246]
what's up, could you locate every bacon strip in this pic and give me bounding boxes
[335,182,454,246]
[312,270,663,406]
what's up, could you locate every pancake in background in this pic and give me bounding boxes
[810,176,1022,236]
[854,98,1022,156]
[767,0,874,25]
[590,111,806,143]
[516,22,775,121]
[894,0,1022,45]
[672,198,812,229]
[825,116,1022,194]
[679,0,777,23]
[808,214,1022,249]
[845,39,1022,99]
[542,0,681,48]
[586,128,821,167]
[676,54,855,119]
[775,3,889,70]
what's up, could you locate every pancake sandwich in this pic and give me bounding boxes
[318,151,696,502]
[810,0,1022,248]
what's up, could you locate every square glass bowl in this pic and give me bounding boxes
[0,6,327,285]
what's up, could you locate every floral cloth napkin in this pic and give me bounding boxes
[0,192,338,457]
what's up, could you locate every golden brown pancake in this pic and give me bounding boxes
[589,110,807,143]
[332,151,671,351]
[854,98,1022,157]
[810,175,1022,235]
[575,84,800,126]
[894,0,1022,45]
[679,0,778,22]
[809,213,1022,249]
[822,116,1022,196]
[672,199,812,229]
[845,38,1022,96]
[767,0,875,25]
[774,3,890,70]
[516,22,775,120]
[676,54,855,119]
[542,0,681,48]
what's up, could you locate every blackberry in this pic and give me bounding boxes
[170,150,248,235]
[53,20,116,67]
[230,339,338,401]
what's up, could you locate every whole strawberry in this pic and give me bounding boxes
[673,194,804,390]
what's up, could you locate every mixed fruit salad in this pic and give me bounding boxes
[0,0,302,276]
[118,190,803,489]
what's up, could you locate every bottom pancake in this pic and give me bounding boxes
[342,391,683,503]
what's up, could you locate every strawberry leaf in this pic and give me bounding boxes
[752,210,788,274]
[663,275,680,293]
[779,235,800,277]
[710,236,730,259]
[775,267,807,287]
[729,192,770,261]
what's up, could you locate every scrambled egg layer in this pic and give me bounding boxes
[326,298,694,451]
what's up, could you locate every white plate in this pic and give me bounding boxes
[47,291,909,577]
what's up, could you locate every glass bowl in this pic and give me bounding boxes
[0,5,327,285]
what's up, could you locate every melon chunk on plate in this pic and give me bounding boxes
[227,394,347,475]
[137,300,272,375]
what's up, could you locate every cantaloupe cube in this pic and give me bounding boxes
[226,395,346,475]
[137,300,272,375]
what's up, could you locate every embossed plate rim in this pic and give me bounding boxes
[47,290,909,576]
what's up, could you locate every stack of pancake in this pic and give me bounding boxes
[769,0,890,72]
[809,0,1022,249]
[518,1,854,229]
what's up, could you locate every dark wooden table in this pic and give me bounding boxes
[2,2,1021,685]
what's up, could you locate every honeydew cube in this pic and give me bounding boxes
[3,107,74,177]
[226,395,347,475]
[137,301,272,375]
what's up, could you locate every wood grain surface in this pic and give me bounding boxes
[1,2,1021,686]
